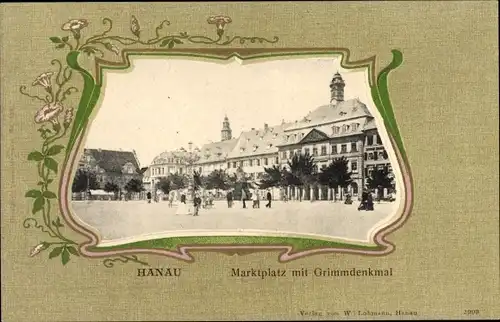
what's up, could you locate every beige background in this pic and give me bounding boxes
[1,2,499,321]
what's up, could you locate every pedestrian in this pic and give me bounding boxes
[252,188,259,208]
[265,189,272,208]
[358,189,369,211]
[226,190,233,208]
[168,192,174,208]
[147,191,152,204]
[193,193,201,216]
[242,188,247,209]
[366,191,374,211]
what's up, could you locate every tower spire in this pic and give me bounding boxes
[330,71,345,105]
[221,115,232,141]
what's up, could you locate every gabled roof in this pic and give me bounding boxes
[227,122,292,159]
[196,138,238,164]
[285,98,372,131]
[298,128,330,144]
[86,149,141,174]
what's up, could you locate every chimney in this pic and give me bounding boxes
[264,123,269,131]
[251,127,255,130]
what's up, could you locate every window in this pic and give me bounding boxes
[341,144,347,153]
[352,161,358,172]
[321,145,327,155]
[342,125,349,133]
[351,142,358,152]
[300,133,305,139]
[282,151,287,159]
[364,153,368,161]
[227,162,231,168]
[383,150,388,159]
[378,152,385,160]
[374,152,378,161]
[239,161,243,167]
[179,168,183,174]
[321,164,327,170]
[332,126,340,135]
[352,123,359,131]
[233,162,237,168]
[275,157,279,164]
[377,135,382,145]
[249,159,253,166]
[332,145,338,154]
[264,158,268,166]
[365,168,369,177]
[312,147,318,156]
[256,159,261,166]
[288,150,293,158]
[304,148,310,155]
[368,153,374,160]
[367,135,374,146]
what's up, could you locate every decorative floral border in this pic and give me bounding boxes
[21,16,412,267]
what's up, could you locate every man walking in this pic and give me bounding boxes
[146,191,152,204]
[242,188,248,209]
[265,189,272,208]
[193,193,202,216]
[226,190,233,208]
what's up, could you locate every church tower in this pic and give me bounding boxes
[221,115,232,141]
[330,71,345,105]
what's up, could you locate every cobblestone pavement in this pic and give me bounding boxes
[72,200,396,242]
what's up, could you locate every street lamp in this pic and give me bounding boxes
[85,163,91,200]
[182,141,200,206]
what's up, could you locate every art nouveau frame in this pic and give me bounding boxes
[21,16,413,267]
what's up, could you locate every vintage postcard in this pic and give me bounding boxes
[1,2,499,321]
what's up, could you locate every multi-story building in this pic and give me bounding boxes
[77,148,143,190]
[149,71,395,200]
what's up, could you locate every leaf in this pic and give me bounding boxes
[173,39,183,44]
[46,145,65,156]
[37,181,44,186]
[61,36,69,42]
[25,190,42,198]
[61,248,70,265]
[47,179,53,184]
[160,39,171,47]
[67,246,80,256]
[168,41,175,49]
[49,246,63,259]
[43,191,57,199]
[28,151,44,161]
[131,15,141,37]
[44,157,58,173]
[56,44,66,49]
[49,36,62,43]
[52,122,61,133]
[32,197,45,214]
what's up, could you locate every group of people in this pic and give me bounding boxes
[227,188,272,209]
[357,189,375,211]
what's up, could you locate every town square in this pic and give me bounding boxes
[71,58,399,243]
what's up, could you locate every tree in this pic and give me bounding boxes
[286,153,317,201]
[205,169,229,191]
[157,177,171,195]
[366,168,393,200]
[103,181,119,197]
[168,173,186,190]
[124,178,144,193]
[319,156,352,200]
[193,170,206,191]
[72,169,99,193]
[259,165,286,189]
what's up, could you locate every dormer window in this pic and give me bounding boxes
[332,126,340,135]
[274,133,278,137]
[253,145,258,152]
[260,136,263,140]
[268,143,273,149]
[351,123,359,132]
[342,125,349,133]
[240,147,245,152]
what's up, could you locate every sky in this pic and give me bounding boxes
[84,55,375,167]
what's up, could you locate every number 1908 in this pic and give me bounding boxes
[464,309,480,315]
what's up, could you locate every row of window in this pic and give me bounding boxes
[281,142,360,159]
[364,150,389,161]
[227,156,280,169]
[332,123,360,135]
[152,167,184,176]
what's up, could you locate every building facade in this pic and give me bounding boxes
[77,148,143,190]
[149,71,395,200]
